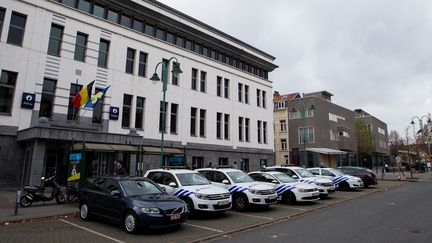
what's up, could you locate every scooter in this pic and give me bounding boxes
[20,173,65,207]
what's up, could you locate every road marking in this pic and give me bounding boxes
[228,212,273,220]
[331,195,351,199]
[59,219,125,243]
[184,223,224,233]
[273,205,308,211]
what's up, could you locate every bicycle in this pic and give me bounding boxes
[66,173,80,203]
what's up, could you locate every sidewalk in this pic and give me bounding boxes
[376,168,432,182]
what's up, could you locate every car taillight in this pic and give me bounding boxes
[360,173,369,177]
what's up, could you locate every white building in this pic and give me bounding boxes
[0,0,277,186]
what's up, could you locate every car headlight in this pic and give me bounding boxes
[297,188,308,193]
[194,193,206,199]
[248,189,259,194]
[314,182,323,186]
[140,207,160,214]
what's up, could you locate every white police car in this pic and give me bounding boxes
[264,166,336,198]
[308,167,364,190]
[196,168,278,211]
[248,171,320,204]
[144,169,231,213]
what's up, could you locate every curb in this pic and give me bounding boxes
[187,181,407,243]
[2,211,79,225]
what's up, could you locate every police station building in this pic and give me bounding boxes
[0,0,277,187]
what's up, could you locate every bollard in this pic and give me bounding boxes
[14,188,21,215]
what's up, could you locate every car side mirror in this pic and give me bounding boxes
[110,190,121,197]
[292,175,298,179]
[168,182,178,187]
[222,179,230,185]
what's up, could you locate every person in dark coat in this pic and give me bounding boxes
[114,160,127,176]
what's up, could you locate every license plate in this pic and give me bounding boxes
[170,214,181,220]
[218,200,230,205]
[268,195,277,200]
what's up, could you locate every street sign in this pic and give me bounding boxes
[69,153,82,161]
[21,92,35,109]
[109,106,119,120]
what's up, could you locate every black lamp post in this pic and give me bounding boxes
[411,114,432,172]
[150,57,182,168]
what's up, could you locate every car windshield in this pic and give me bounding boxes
[273,173,297,183]
[294,168,315,178]
[226,171,254,183]
[176,173,211,186]
[328,168,345,176]
[120,180,163,196]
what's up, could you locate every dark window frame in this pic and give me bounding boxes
[122,94,132,128]
[39,78,57,118]
[47,23,64,56]
[0,70,18,115]
[74,31,88,62]
[125,47,136,74]
[7,12,27,46]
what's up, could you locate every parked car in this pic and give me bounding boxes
[248,171,320,204]
[264,166,335,198]
[336,166,378,187]
[196,168,278,211]
[144,169,232,213]
[78,176,188,233]
[307,167,363,190]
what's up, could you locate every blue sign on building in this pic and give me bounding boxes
[69,153,82,161]
[21,92,35,109]
[168,155,186,165]
[109,106,119,120]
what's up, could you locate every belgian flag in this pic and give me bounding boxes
[71,80,94,109]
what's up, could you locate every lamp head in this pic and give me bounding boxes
[310,105,316,110]
[172,62,183,77]
[150,73,160,82]
[291,107,297,113]
[410,120,415,125]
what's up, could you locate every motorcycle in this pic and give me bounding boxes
[20,173,66,207]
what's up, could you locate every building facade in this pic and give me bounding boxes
[0,0,277,187]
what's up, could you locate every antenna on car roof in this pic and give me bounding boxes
[162,166,187,170]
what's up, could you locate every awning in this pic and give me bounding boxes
[142,146,161,154]
[142,147,184,155]
[306,148,347,155]
[109,144,137,152]
[73,143,112,151]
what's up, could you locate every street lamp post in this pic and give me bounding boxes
[411,114,432,172]
[291,104,315,168]
[150,57,182,168]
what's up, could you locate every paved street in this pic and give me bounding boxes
[0,180,411,243]
[213,181,432,243]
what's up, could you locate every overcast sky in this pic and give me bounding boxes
[159,0,432,136]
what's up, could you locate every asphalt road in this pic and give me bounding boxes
[214,182,432,243]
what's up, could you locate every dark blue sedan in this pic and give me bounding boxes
[79,176,188,233]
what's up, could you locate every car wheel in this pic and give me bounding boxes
[80,202,91,221]
[183,198,194,214]
[233,194,248,211]
[320,194,328,199]
[282,191,296,204]
[20,194,33,207]
[338,182,350,191]
[124,211,139,234]
[56,192,66,204]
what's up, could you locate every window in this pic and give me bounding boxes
[185,39,193,51]
[367,124,372,131]
[39,78,57,118]
[170,103,178,134]
[191,68,197,90]
[224,78,229,99]
[172,62,179,85]
[379,140,387,149]
[122,94,132,128]
[202,46,209,57]
[120,14,131,28]
[329,113,345,122]
[262,91,267,108]
[0,70,17,115]
[216,76,222,97]
[166,32,175,44]
[144,24,154,36]
[200,71,206,92]
[92,87,104,124]
[280,120,287,132]
[281,139,287,151]
[238,117,244,141]
[199,109,206,137]
[263,121,268,144]
[93,3,105,18]
[155,28,165,40]
[107,9,119,23]
[299,127,314,144]
[245,118,250,142]
[175,36,184,47]
[224,114,230,140]
[7,12,27,45]
[135,96,145,129]
[77,0,91,13]
[238,83,243,102]
[277,101,286,109]
[67,83,82,120]
[98,39,110,68]
[138,52,147,77]
[74,32,88,62]
[62,0,76,8]
[244,85,249,104]
[216,112,222,139]
[218,158,228,166]
[47,24,63,56]
[133,19,143,32]
[125,48,135,74]
[159,101,168,133]
[257,120,262,143]
[378,127,386,135]
[194,43,201,53]
[256,89,261,107]
[330,130,339,141]
[0,8,6,39]
[190,107,197,136]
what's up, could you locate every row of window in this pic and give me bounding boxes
[54,0,270,79]
[329,113,346,122]
[289,108,314,119]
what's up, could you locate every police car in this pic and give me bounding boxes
[144,169,231,213]
[307,167,364,190]
[264,166,335,198]
[248,171,320,204]
[196,168,278,211]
